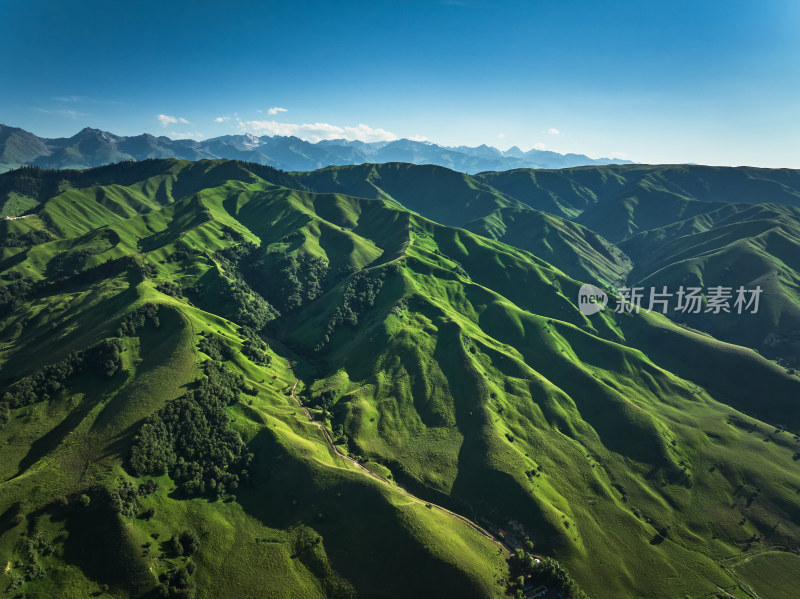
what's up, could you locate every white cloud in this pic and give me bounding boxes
[157,114,190,127]
[267,106,288,115]
[214,116,230,123]
[533,142,547,150]
[497,133,506,139]
[238,120,399,143]
[547,128,560,135]
[408,134,429,142]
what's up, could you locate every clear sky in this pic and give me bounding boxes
[2,0,799,167]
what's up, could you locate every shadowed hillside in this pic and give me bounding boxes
[1,160,800,598]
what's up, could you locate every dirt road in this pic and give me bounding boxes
[287,377,512,558]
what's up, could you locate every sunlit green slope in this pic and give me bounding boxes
[1,160,800,599]
[0,161,509,599]
[292,162,525,226]
[463,206,631,287]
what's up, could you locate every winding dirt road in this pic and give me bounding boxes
[287,376,512,558]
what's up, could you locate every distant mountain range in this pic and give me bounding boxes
[0,124,633,174]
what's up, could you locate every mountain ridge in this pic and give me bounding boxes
[3,158,800,598]
[0,124,633,174]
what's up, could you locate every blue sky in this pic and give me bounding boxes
[2,0,799,167]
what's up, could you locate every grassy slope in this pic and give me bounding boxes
[0,163,509,598]
[296,163,633,286]
[293,162,526,227]
[2,160,800,598]
[619,203,800,365]
[373,161,800,367]
[463,206,631,287]
[233,179,800,597]
[475,164,800,242]
[278,209,800,598]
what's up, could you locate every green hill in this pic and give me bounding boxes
[301,161,800,367]
[617,202,800,366]
[463,206,631,287]
[293,162,526,227]
[475,164,800,241]
[2,160,800,599]
[295,163,631,287]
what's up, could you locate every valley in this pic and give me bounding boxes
[1,159,800,598]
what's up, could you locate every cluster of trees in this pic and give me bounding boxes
[219,225,246,244]
[311,389,337,412]
[213,243,279,329]
[128,360,254,498]
[232,160,305,190]
[216,241,341,318]
[0,339,122,425]
[170,530,199,556]
[169,242,197,263]
[314,272,383,351]
[0,229,54,248]
[213,239,388,341]
[16,531,54,584]
[157,562,196,598]
[140,262,159,279]
[139,479,158,495]
[183,282,206,299]
[197,333,235,362]
[461,334,478,355]
[109,480,140,518]
[227,273,278,329]
[156,281,183,297]
[117,303,160,336]
[0,164,67,202]
[107,477,158,519]
[510,553,587,599]
[432,248,469,279]
[95,338,124,377]
[0,162,151,203]
[198,328,270,368]
[250,254,329,314]
[48,248,94,277]
[0,273,35,316]
[213,240,257,267]
[390,299,407,316]
[240,326,270,365]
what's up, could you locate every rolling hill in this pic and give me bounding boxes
[474,164,800,241]
[462,207,632,287]
[1,159,800,598]
[301,161,800,367]
[619,202,800,365]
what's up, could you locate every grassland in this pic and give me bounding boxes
[1,159,800,598]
